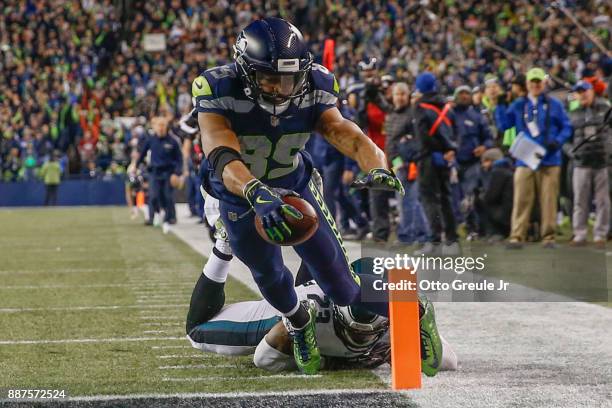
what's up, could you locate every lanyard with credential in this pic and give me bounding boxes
[523,97,548,138]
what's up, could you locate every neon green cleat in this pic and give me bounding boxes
[419,294,443,377]
[284,301,321,375]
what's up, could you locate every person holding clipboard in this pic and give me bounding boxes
[495,67,573,249]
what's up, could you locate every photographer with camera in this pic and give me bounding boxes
[348,58,392,242]
[565,81,612,248]
[385,82,430,245]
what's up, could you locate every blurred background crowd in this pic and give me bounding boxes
[1,0,611,246]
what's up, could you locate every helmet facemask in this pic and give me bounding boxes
[233,32,312,116]
[332,305,389,353]
[255,71,308,105]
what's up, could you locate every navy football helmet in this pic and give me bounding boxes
[233,17,313,115]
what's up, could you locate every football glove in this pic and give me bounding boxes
[351,168,405,195]
[244,179,303,243]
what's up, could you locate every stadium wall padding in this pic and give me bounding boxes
[0,180,126,206]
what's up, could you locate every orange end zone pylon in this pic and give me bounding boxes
[388,267,421,389]
[136,191,145,207]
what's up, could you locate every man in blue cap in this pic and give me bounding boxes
[566,80,611,248]
[495,67,572,249]
[413,72,458,255]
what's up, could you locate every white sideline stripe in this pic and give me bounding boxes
[27,388,394,402]
[0,283,193,290]
[138,316,182,320]
[133,292,189,297]
[143,330,178,334]
[162,374,323,382]
[151,345,191,350]
[137,294,188,299]
[158,364,234,369]
[136,296,185,304]
[141,322,182,327]
[0,336,185,345]
[157,354,212,359]
[0,304,188,313]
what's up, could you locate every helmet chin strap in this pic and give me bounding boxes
[257,96,291,115]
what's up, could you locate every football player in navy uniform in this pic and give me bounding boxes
[186,197,450,377]
[193,18,404,375]
[186,264,458,375]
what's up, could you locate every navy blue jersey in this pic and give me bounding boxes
[192,63,339,204]
[137,133,183,176]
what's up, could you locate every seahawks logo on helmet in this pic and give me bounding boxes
[232,17,313,116]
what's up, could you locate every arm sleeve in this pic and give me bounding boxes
[173,138,183,175]
[437,120,456,151]
[494,102,515,132]
[385,115,410,163]
[415,108,431,147]
[136,138,150,167]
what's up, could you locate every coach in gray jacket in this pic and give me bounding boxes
[566,81,612,247]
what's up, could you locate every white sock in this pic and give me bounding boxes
[440,335,458,371]
[203,240,232,283]
[253,337,295,372]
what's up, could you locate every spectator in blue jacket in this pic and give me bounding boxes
[131,117,183,229]
[452,85,494,240]
[495,67,573,248]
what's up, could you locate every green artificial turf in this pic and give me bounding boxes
[0,207,385,396]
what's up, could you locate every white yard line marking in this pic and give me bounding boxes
[140,322,182,327]
[137,299,185,304]
[0,268,106,276]
[0,336,185,345]
[0,304,188,313]
[139,310,175,314]
[157,354,212,359]
[151,345,191,350]
[138,316,182,320]
[136,294,188,299]
[142,330,179,335]
[158,364,235,370]
[161,374,323,382]
[15,389,394,402]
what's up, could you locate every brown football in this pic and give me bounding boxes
[255,195,319,246]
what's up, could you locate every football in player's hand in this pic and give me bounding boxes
[255,196,319,246]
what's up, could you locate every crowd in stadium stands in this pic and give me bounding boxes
[1,0,611,247]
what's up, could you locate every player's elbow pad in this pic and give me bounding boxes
[253,338,296,372]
